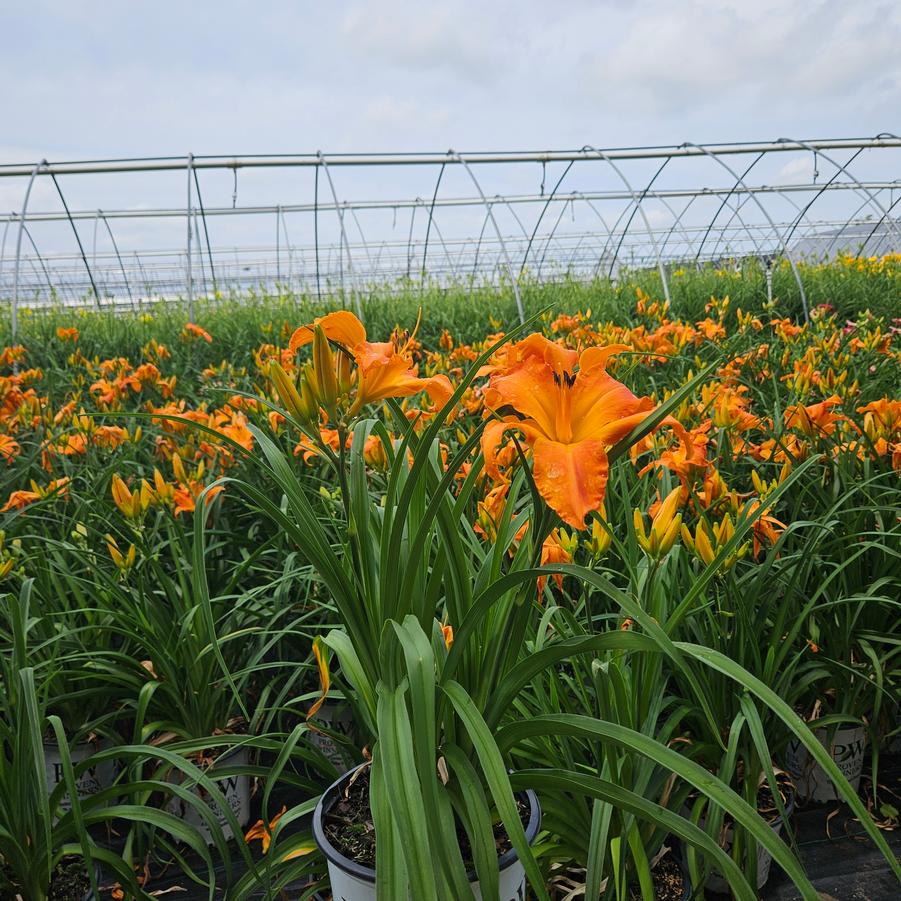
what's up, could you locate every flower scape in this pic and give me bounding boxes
[0,259,899,900]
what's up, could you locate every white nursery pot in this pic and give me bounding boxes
[313,763,541,900]
[308,701,356,773]
[44,738,116,811]
[785,724,868,803]
[700,793,794,894]
[165,745,251,843]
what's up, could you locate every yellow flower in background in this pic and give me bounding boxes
[111,474,153,520]
[105,534,136,573]
[681,513,748,570]
[633,486,682,559]
[586,505,612,559]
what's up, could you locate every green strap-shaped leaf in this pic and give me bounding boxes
[375,682,438,900]
[391,617,472,898]
[323,629,378,732]
[509,769,756,901]
[496,714,818,899]
[677,641,901,880]
[443,742,500,900]
[443,680,550,901]
[371,750,409,901]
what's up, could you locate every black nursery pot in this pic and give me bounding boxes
[312,762,541,899]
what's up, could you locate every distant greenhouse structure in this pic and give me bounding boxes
[1,136,900,333]
[790,219,901,259]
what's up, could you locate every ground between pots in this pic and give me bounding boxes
[78,752,901,899]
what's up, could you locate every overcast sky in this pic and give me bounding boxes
[1,0,899,274]
[3,0,900,160]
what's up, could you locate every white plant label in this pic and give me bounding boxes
[44,742,117,811]
[785,726,867,803]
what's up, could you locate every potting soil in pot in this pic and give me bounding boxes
[0,857,91,901]
[628,850,688,901]
[321,766,534,900]
[324,767,530,870]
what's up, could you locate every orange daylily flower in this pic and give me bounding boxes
[858,398,901,442]
[182,322,213,343]
[287,311,453,418]
[784,395,846,438]
[0,345,26,367]
[218,413,255,453]
[537,528,575,595]
[1,477,70,512]
[0,434,21,464]
[639,423,710,488]
[244,805,287,854]
[743,499,786,559]
[480,334,655,529]
[93,425,131,449]
[173,481,224,517]
[245,806,316,861]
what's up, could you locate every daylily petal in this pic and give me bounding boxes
[515,333,579,373]
[592,405,656,446]
[280,843,317,862]
[532,437,609,529]
[578,343,630,373]
[481,417,544,479]
[350,343,453,413]
[420,374,454,409]
[289,311,368,353]
[483,355,559,440]
[307,636,330,720]
[569,368,649,442]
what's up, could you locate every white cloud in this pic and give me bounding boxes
[584,0,901,119]
[341,2,505,80]
[776,157,816,184]
[363,96,449,131]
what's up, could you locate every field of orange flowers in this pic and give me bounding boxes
[0,264,899,899]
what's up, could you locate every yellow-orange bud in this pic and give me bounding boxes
[336,348,354,395]
[312,325,339,419]
[442,624,454,650]
[634,487,682,559]
[111,475,139,519]
[269,361,312,426]
[587,507,612,558]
